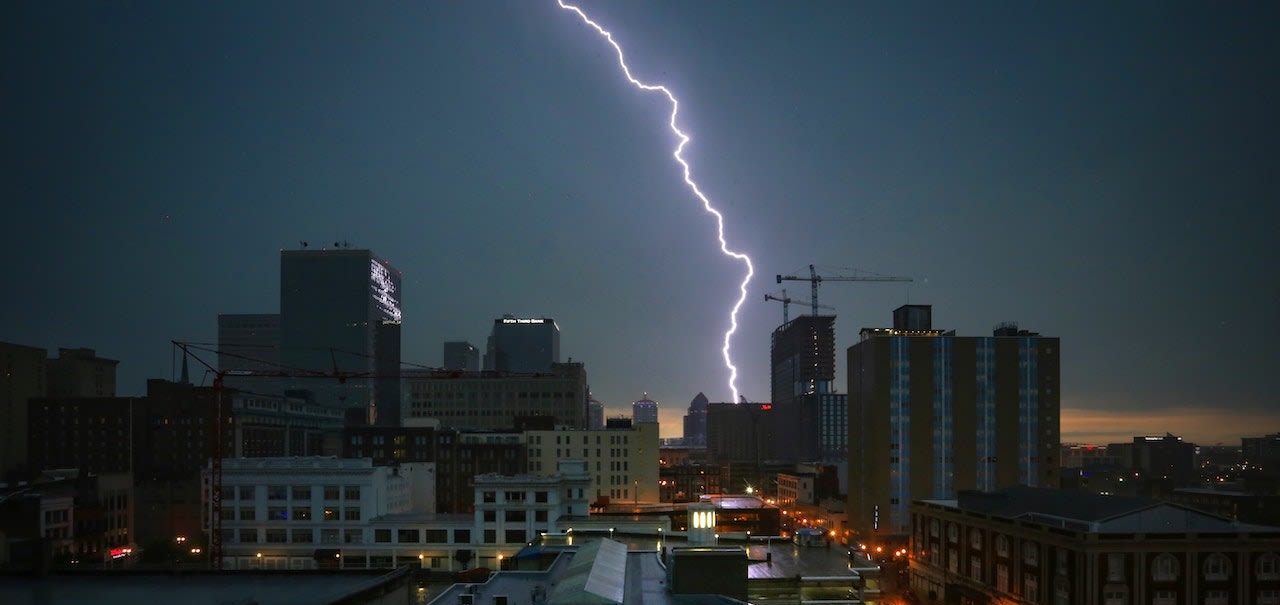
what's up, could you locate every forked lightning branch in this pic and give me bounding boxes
[556,1,755,403]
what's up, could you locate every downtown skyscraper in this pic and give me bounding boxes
[847,305,1060,540]
[280,248,402,424]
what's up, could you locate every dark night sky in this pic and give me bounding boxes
[3,1,1277,443]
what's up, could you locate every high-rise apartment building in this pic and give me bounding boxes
[442,341,480,371]
[682,392,709,447]
[0,342,47,477]
[485,316,559,373]
[280,248,402,424]
[848,305,1060,540]
[770,315,839,462]
[632,394,658,424]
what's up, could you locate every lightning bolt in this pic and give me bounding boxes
[556,1,755,404]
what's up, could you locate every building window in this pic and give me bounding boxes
[239,507,256,521]
[267,506,288,521]
[266,529,287,543]
[535,510,547,523]
[504,529,526,544]
[506,491,526,503]
[1024,574,1038,602]
[292,507,312,521]
[1108,553,1126,582]
[505,510,526,522]
[970,555,982,582]
[344,507,360,521]
[1203,553,1231,581]
[996,535,1009,557]
[1203,590,1228,605]
[970,529,982,550]
[535,491,548,503]
[239,529,258,543]
[1024,542,1039,566]
[292,529,313,544]
[483,491,496,503]
[323,485,340,500]
[267,485,287,500]
[321,528,339,544]
[1258,553,1280,580]
[344,485,361,500]
[1152,553,1179,582]
[454,529,471,544]
[947,523,958,543]
[996,564,1009,592]
[237,486,255,501]
[1257,590,1280,605]
[343,529,362,544]
[374,529,391,543]
[483,529,496,544]
[484,510,496,522]
[930,519,940,537]
[323,507,339,521]
[292,486,311,500]
[424,529,448,543]
[1151,590,1176,605]
[1103,588,1128,605]
[398,529,420,543]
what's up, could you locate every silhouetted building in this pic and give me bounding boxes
[682,392,709,448]
[280,248,402,424]
[632,393,658,424]
[1132,433,1197,487]
[217,313,280,373]
[1,341,47,477]
[402,364,589,430]
[46,348,117,398]
[485,315,559,373]
[849,306,1060,540]
[706,402,775,464]
[1243,432,1280,479]
[442,341,480,371]
[587,398,604,430]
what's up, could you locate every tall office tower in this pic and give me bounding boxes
[280,248,402,425]
[588,398,605,430]
[217,314,281,372]
[706,402,776,464]
[486,315,559,373]
[682,392,709,447]
[0,342,47,477]
[632,393,658,424]
[1132,434,1196,486]
[45,348,118,398]
[848,305,1060,541]
[442,341,480,371]
[770,315,837,462]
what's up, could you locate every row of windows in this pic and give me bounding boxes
[480,490,548,503]
[226,526,534,547]
[223,506,361,522]
[233,485,360,501]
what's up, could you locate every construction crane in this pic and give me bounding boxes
[172,341,393,569]
[776,264,913,317]
[764,288,834,323]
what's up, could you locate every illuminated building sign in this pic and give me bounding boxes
[369,259,402,322]
[502,318,546,324]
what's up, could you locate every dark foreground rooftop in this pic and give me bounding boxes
[0,569,409,605]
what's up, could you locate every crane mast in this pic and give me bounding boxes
[776,264,913,316]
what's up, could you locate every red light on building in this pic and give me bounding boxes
[760,404,772,411]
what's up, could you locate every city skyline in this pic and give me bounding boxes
[4,2,1277,445]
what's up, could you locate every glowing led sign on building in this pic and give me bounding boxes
[369,259,401,322]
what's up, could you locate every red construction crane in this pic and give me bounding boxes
[776,264,912,317]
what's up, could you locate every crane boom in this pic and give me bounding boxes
[776,264,912,316]
[764,288,834,324]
